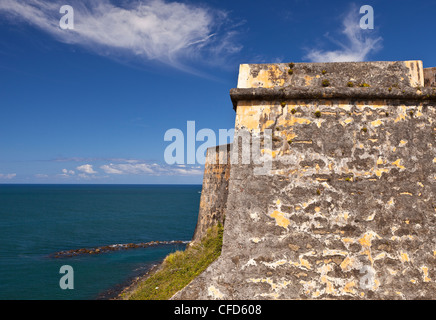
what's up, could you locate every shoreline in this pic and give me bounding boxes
[96,260,165,300]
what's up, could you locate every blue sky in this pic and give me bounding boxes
[0,0,435,184]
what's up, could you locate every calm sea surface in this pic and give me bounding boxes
[0,184,201,300]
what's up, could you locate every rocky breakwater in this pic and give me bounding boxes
[51,240,188,258]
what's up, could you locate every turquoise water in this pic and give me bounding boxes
[0,184,201,300]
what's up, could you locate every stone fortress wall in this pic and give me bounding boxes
[177,60,436,299]
[191,144,231,244]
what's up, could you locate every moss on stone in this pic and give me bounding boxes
[322,79,330,87]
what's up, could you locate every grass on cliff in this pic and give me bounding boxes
[126,223,224,300]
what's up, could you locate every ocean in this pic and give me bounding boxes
[0,184,201,300]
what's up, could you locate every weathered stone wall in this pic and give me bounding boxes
[425,67,436,87]
[191,144,231,244]
[174,61,436,300]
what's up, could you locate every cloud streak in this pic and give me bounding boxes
[0,173,16,179]
[100,162,203,176]
[76,164,97,174]
[304,6,382,62]
[0,0,241,71]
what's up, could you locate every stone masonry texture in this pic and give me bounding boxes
[191,144,231,244]
[173,61,436,300]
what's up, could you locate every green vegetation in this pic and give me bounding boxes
[314,110,322,118]
[322,79,330,87]
[347,81,354,88]
[281,101,286,107]
[291,108,297,114]
[362,127,368,133]
[288,69,294,75]
[359,82,370,87]
[322,69,327,75]
[126,224,224,300]
[288,62,295,69]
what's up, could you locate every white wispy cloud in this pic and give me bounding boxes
[76,164,97,174]
[100,162,203,176]
[0,173,16,179]
[0,0,241,71]
[100,163,154,175]
[35,174,49,178]
[304,6,382,62]
[62,169,75,175]
[172,167,203,175]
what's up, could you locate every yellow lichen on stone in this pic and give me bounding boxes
[365,213,376,221]
[270,210,290,229]
[341,281,357,294]
[421,266,431,282]
[375,168,389,178]
[400,252,410,263]
[371,119,383,127]
[392,159,405,169]
[394,106,407,123]
[299,258,312,270]
[340,118,354,127]
[278,117,311,127]
[235,103,261,131]
[358,232,380,265]
[340,256,359,272]
[238,64,285,88]
[208,286,225,299]
[262,149,277,158]
[304,75,313,86]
